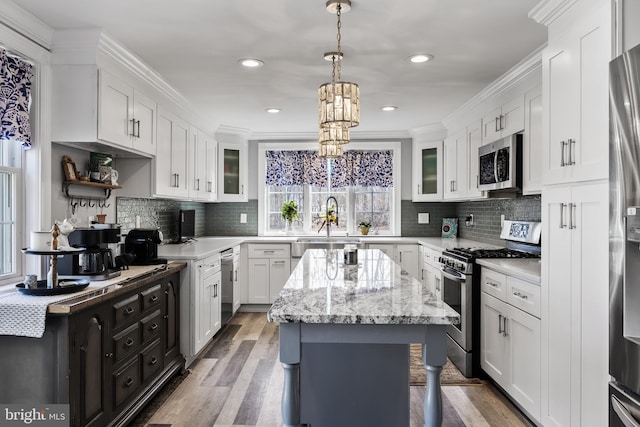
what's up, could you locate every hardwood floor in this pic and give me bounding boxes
[132,312,534,427]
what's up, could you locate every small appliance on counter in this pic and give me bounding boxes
[57,226,122,281]
[124,229,167,265]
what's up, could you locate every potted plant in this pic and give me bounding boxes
[358,221,371,235]
[281,200,299,232]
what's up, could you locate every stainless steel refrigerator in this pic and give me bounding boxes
[610,41,640,426]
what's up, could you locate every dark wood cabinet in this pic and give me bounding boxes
[0,265,185,427]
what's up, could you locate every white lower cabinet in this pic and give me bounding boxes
[481,268,541,422]
[420,246,443,300]
[368,243,420,280]
[193,254,221,356]
[247,244,291,304]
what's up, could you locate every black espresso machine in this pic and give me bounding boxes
[58,227,122,280]
[124,229,167,265]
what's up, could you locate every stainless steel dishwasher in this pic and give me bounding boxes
[220,248,234,325]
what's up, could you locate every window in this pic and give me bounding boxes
[0,140,21,281]
[258,142,401,235]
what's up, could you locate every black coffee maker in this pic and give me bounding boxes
[58,227,122,280]
[124,229,167,265]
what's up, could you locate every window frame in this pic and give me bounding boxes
[258,141,401,236]
[0,153,23,285]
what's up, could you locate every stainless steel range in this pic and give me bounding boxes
[439,220,541,378]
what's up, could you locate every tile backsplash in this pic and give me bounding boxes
[118,194,540,245]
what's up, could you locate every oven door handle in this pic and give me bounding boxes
[612,395,640,427]
[441,267,466,282]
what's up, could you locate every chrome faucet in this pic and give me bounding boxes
[325,196,338,238]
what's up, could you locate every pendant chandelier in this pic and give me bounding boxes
[318,0,359,158]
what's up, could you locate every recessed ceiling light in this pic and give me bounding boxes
[409,54,434,63]
[239,58,264,68]
[265,108,281,113]
[380,106,398,112]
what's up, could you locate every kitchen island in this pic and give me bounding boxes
[267,249,459,427]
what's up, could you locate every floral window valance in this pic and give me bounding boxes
[265,149,393,188]
[0,48,34,149]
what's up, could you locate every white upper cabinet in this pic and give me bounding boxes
[98,70,157,156]
[466,119,485,200]
[412,140,443,201]
[188,127,217,202]
[443,130,467,200]
[481,94,525,144]
[218,141,248,202]
[523,85,542,195]
[541,4,610,185]
[155,107,189,198]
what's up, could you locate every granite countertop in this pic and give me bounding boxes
[476,258,542,284]
[158,237,246,260]
[267,248,460,326]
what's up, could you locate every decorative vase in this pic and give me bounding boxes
[285,221,293,235]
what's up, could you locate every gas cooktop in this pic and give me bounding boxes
[445,247,541,261]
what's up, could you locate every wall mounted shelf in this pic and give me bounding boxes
[62,181,123,213]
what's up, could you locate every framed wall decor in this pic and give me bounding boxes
[62,155,79,181]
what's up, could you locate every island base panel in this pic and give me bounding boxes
[300,343,410,427]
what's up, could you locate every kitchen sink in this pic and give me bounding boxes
[291,237,363,258]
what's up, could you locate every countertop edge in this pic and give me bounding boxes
[476,259,541,284]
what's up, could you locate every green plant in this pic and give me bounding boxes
[358,221,371,228]
[281,200,299,223]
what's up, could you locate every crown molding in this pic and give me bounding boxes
[0,0,53,51]
[441,45,544,130]
[409,123,447,138]
[529,0,580,26]
[250,129,410,141]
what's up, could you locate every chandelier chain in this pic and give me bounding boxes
[336,3,342,81]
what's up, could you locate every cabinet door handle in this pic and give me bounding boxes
[399,252,403,262]
[208,181,212,192]
[241,184,244,195]
[149,323,158,331]
[435,277,440,292]
[499,114,504,131]
[196,178,200,191]
[498,314,503,334]
[560,140,566,167]
[569,203,577,229]
[421,269,424,280]
[136,120,141,138]
[125,337,135,348]
[560,203,567,229]
[129,118,136,137]
[105,352,113,359]
[417,184,420,195]
[149,356,158,366]
[150,295,158,303]
[503,317,509,337]
[177,174,180,188]
[124,377,134,387]
[569,138,576,165]
[495,116,500,132]
[125,306,135,315]
[234,270,238,282]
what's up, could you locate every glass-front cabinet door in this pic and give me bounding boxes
[412,140,443,201]
[218,141,247,202]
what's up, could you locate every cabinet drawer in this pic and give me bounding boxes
[140,284,162,313]
[141,340,162,382]
[247,244,290,259]
[112,358,140,408]
[507,276,541,318]
[113,323,140,364]
[113,294,140,328]
[481,268,507,300]
[140,310,162,344]
[422,247,442,268]
[200,254,221,278]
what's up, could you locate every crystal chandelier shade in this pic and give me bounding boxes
[319,124,350,145]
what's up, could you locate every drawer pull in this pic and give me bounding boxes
[125,338,135,348]
[125,306,135,315]
[124,377,134,388]
[486,281,499,288]
[263,250,275,254]
[149,356,159,366]
[514,291,529,300]
[149,323,158,331]
[149,295,159,303]
[105,352,113,359]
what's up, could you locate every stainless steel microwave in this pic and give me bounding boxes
[478,134,522,191]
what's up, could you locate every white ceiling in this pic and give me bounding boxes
[17,0,547,137]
